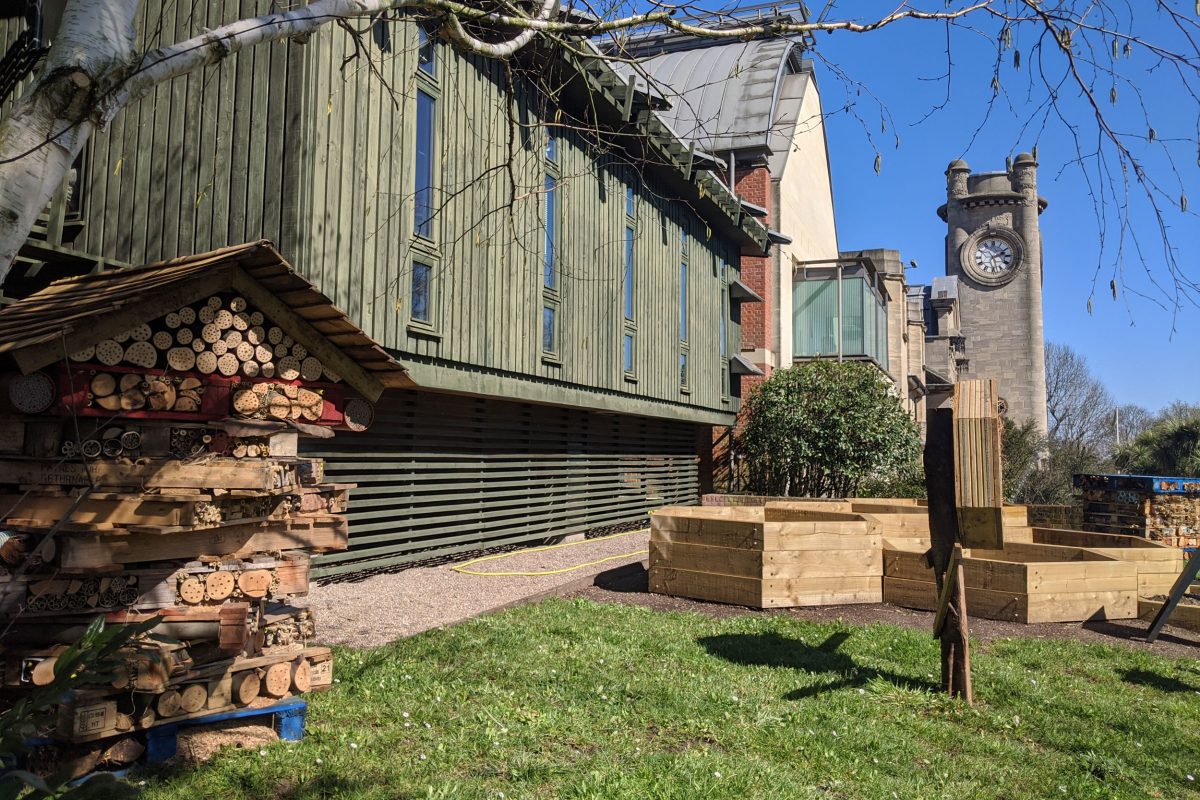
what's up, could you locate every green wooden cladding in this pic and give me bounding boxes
[33,7,743,424]
[306,391,701,577]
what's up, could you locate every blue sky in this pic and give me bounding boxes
[809,6,1199,411]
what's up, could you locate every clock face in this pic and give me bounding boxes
[974,237,1015,274]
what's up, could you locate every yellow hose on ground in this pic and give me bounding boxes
[449,529,648,576]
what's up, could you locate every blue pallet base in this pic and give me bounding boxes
[145,698,307,764]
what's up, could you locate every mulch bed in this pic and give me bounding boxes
[558,561,1200,660]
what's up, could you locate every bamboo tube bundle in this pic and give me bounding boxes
[342,398,375,432]
[70,345,95,362]
[8,372,56,414]
[152,331,174,350]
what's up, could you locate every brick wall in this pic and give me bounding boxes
[734,165,773,372]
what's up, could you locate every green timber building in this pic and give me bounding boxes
[1,9,770,575]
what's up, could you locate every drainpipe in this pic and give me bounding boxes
[836,263,843,362]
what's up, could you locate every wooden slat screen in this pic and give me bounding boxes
[305,390,701,577]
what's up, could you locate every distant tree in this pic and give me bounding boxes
[1114,414,1200,477]
[1001,418,1044,502]
[736,361,920,498]
[1044,341,1115,449]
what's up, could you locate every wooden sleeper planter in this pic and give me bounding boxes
[883,542,1140,623]
[648,504,883,608]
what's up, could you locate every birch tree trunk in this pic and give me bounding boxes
[0,0,140,273]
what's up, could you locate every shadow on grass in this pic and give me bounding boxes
[698,631,937,699]
[1119,667,1200,693]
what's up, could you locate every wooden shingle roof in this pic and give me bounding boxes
[0,241,411,401]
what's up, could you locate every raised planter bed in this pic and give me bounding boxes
[1031,527,1184,596]
[648,504,882,608]
[883,542,1139,623]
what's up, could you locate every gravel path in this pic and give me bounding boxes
[305,530,649,648]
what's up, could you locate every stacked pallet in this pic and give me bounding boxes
[1073,474,1200,547]
[0,289,379,748]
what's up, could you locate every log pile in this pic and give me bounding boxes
[0,291,377,750]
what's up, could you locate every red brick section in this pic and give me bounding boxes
[707,164,775,491]
[733,164,773,377]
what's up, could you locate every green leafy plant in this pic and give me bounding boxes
[735,361,921,498]
[1114,414,1200,477]
[0,616,159,800]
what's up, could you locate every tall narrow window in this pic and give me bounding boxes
[719,259,728,356]
[679,263,688,340]
[544,175,557,289]
[414,90,435,238]
[417,23,436,76]
[543,304,557,354]
[623,227,635,321]
[679,232,690,391]
[719,256,730,401]
[411,262,431,323]
[541,122,561,363]
[622,182,637,380]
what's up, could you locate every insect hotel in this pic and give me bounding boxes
[0,242,409,751]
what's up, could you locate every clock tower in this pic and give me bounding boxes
[938,153,1049,435]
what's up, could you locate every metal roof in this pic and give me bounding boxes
[0,241,412,401]
[614,36,807,157]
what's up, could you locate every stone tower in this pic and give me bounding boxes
[938,154,1049,435]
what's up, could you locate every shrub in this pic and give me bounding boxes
[736,361,921,498]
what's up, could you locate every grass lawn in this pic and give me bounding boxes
[144,599,1200,799]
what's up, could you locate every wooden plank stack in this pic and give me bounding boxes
[0,290,377,748]
[952,379,1004,550]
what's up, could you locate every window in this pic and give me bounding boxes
[792,263,889,368]
[411,262,431,324]
[544,175,557,289]
[623,227,635,321]
[679,260,688,341]
[542,304,557,354]
[414,90,436,239]
[541,127,560,364]
[679,232,690,390]
[621,180,637,381]
[719,259,728,356]
[417,23,436,75]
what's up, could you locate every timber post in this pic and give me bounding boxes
[924,407,974,702]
